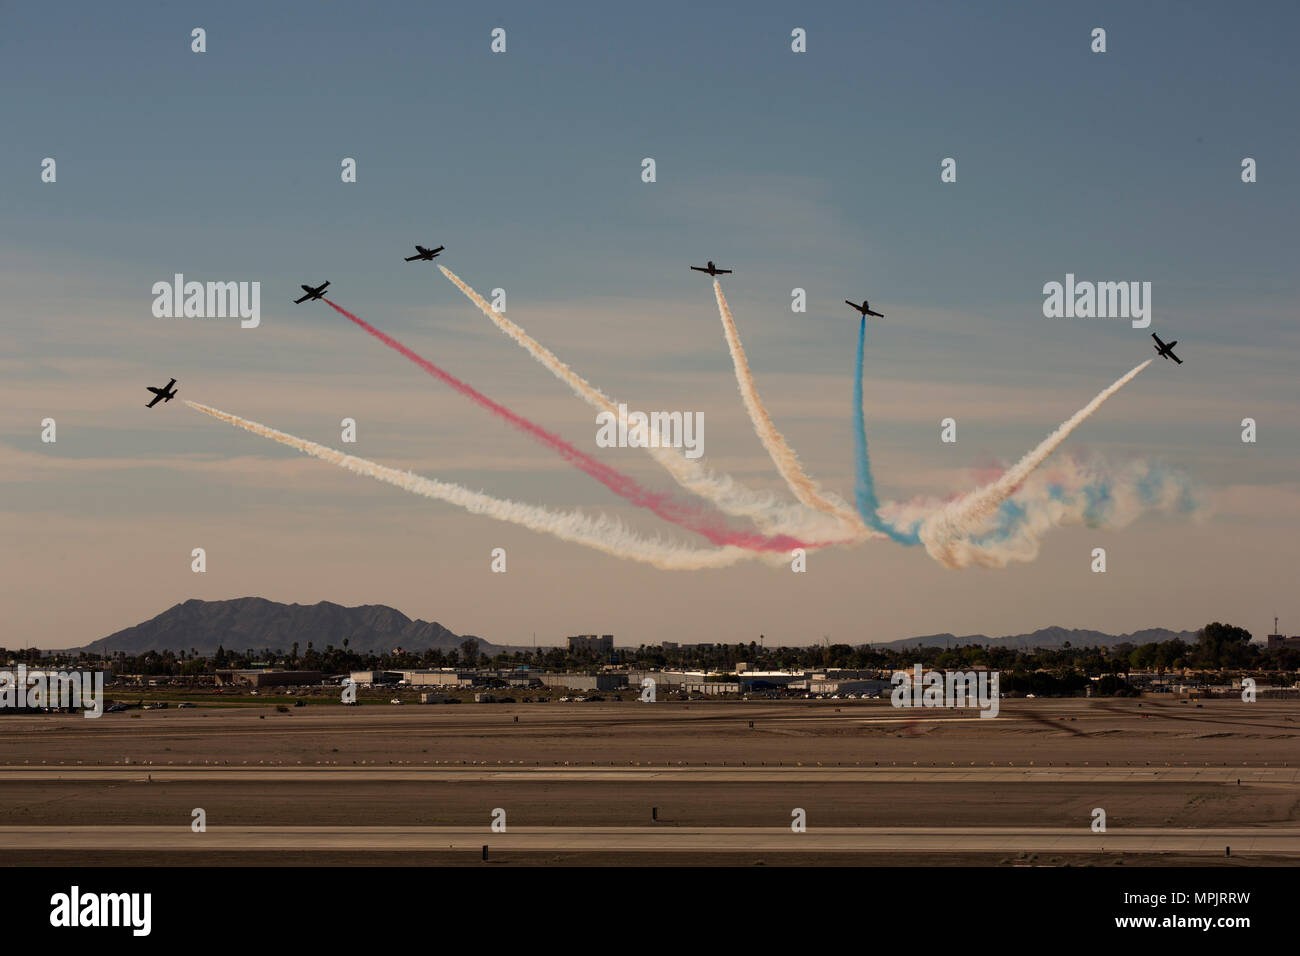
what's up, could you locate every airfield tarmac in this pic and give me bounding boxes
[0,697,1295,865]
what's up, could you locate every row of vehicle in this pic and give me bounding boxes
[349,694,630,705]
[106,700,199,712]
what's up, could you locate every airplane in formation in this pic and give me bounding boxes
[1151,333,1183,364]
[293,281,331,304]
[145,378,178,408]
[690,260,732,276]
[845,299,884,319]
[404,244,445,262]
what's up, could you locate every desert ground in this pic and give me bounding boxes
[1,696,1296,865]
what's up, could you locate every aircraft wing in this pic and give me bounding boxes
[146,392,164,408]
[294,292,312,303]
[690,266,706,273]
[403,255,421,261]
[1169,352,1183,365]
[165,378,176,389]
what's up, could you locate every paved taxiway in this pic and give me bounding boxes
[2,825,1296,854]
[0,766,1294,783]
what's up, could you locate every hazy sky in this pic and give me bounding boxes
[3,0,1297,649]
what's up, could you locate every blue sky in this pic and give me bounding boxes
[2,0,1296,647]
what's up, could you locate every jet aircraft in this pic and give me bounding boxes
[845,299,884,319]
[294,281,330,304]
[145,378,178,408]
[1151,333,1183,364]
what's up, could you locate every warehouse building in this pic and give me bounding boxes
[806,679,893,697]
[540,672,627,692]
[394,669,476,687]
[682,680,740,695]
[215,669,323,688]
[349,670,401,686]
[626,669,705,688]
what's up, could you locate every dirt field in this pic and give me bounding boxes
[0,697,1295,865]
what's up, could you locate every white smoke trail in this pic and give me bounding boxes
[435,268,1169,568]
[439,265,857,543]
[712,280,869,534]
[918,361,1153,567]
[185,401,771,571]
[882,455,1200,569]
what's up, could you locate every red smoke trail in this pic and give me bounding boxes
[324,299,811,553]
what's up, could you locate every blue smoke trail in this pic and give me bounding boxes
[853,316,920,545]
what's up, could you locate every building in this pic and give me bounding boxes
[567,634,614,656]
[215,669,322,688]
[504,675,544,688]
[1265,619,1300,651]
[349,670,401,686]
[735,671,807,693]
[394,669,475,687]
[812,669,891,681]
[627,669,705,688]
[539,673,626,692]
[807,679,893,697]
[682,681,740,695]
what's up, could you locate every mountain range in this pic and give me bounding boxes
[869,625,1201,651]
[80,597,492,657]
[77,599,1201,657]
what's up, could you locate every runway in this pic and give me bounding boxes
[0,766,1294,784]
[2,825,1296,854]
